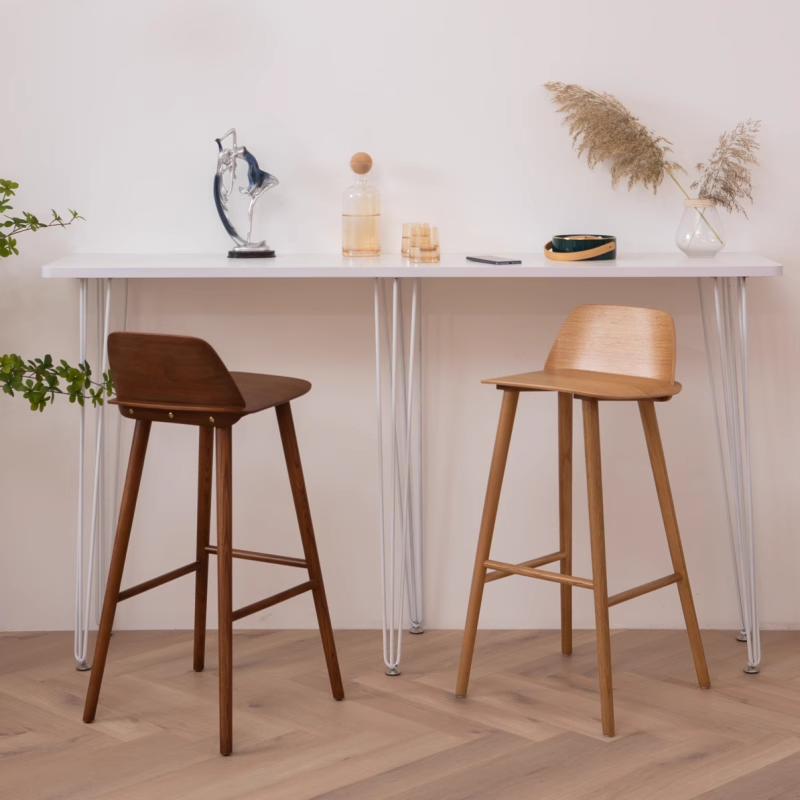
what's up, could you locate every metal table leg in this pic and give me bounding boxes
[374,278,423,676]
[74,278,124,669]
[75,279,89,669]
[698,276,761,673]
[96,279,129,625]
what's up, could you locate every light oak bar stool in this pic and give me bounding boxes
[455,305,710,736]
[83,333,344,755]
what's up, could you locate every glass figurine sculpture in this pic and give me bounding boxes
[214,128,279,258]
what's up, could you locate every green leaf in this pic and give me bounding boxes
[1,352,114,412]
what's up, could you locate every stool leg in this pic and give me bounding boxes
[276,402,344,701]
[193,426,214,672]
[456,389,520,698]
[83,419,151,723]
[639,400,711,689]
[215,426,233,756]
[558,392,573,656]
[582,399,614,736]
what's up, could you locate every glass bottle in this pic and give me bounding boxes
[342,152,381,257]
[676,199,725,258]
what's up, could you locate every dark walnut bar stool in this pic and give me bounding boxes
[83,333,344,755]
[455,305,710,736]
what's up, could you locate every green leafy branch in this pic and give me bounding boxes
[0,354,114,412]
[0,179,99,412]
[1,178,84,258]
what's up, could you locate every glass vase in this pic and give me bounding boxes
[675,199,725,258]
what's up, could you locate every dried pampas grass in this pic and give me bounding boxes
[691,120,761,216]
[544,82,683,193]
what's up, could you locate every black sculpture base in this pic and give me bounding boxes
[228,249,276,259]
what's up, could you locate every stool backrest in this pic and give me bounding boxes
[545,305,676,383]
[108,332,245,409]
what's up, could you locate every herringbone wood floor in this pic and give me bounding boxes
[2,630,800,799]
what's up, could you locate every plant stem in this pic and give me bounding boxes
[668,171,691,200]
[668,171,725,246]
[5,217,81,237]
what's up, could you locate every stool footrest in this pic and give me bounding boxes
[484,552,566,583]
[118,561,200,602]
[607,573,681,607]
[484,559,593,589]
[206,545,307,569]
[232,580,316,622]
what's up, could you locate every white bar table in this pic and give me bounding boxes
[43,252,782,676]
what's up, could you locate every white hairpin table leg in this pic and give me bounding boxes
[375,278,423,676]
[97,279,129,624]
[411,280,423,633]
[401,279,422,636]
[94,281,106,625]
[75,279,89,670]
[698,276,761,674]
[74,278,114,670]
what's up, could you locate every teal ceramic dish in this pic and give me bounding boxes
[552,235,616,261]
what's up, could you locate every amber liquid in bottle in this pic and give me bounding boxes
[343,210,380,256]
[343,153,380,257]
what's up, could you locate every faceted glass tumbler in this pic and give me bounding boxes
[676,200,725,258]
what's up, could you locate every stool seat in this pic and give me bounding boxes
[484,368,681,401]
[230,372,312,413]
[109,372,312,423]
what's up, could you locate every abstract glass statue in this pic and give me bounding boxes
[214,128,279,258]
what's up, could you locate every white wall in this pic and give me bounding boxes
[2,0,798,633]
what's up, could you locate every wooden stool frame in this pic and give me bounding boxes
[82,333,344,756]
[455,305,711,736]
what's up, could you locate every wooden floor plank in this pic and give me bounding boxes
[0,630,798,799]
[680,750,800,800]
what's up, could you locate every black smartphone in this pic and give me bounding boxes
[466,255,522,265]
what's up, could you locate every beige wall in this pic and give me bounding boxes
[2,0,798,632]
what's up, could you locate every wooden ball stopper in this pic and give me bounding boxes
[350,152,373,175]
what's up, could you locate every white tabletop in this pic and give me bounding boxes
[41,252,783,279]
